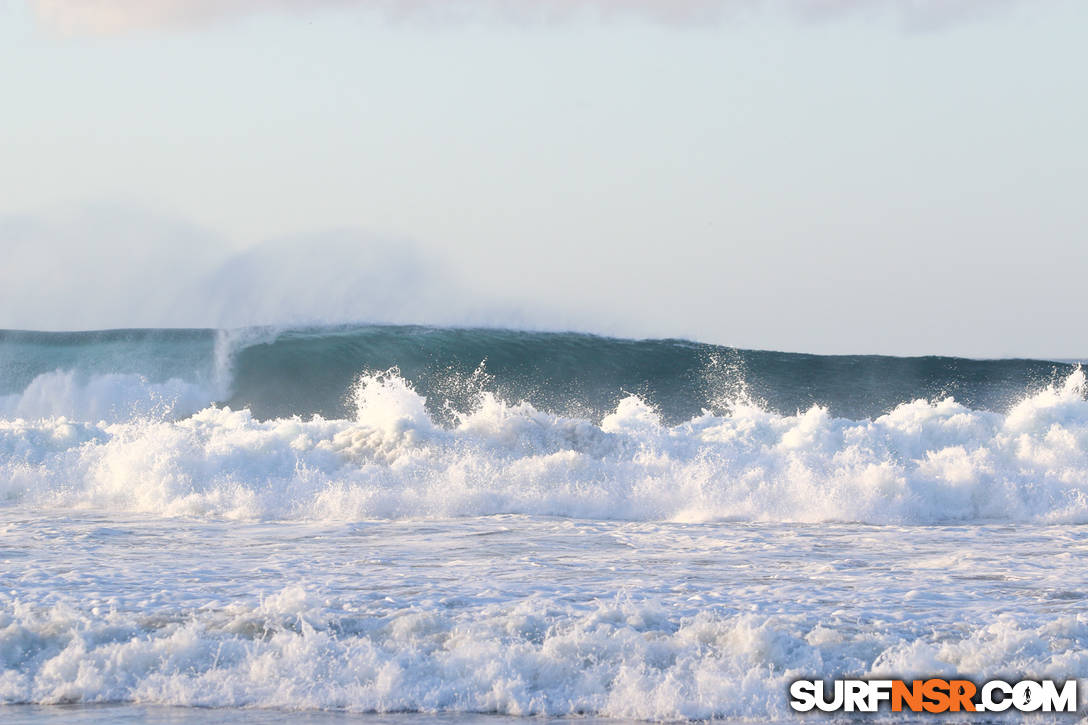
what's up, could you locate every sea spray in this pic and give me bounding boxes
[2,366,1088,524]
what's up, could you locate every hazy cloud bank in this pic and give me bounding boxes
[31,0,1023,35]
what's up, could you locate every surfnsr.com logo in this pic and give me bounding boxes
[789,679,1077,713]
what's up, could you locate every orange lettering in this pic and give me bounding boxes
[948,680,976,712]
[922,679,951,713]
[892,680,924,712]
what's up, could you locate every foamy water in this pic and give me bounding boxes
[5,368,1088,524]
[4,514,1087,721]
[2,326,1087,721]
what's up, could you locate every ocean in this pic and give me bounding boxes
[1,325,1086,722]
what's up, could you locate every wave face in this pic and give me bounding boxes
[0,325,1073,422]
[0,324,1085,524]
[221,326,1070,423]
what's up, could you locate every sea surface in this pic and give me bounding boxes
[2,325,1087,722]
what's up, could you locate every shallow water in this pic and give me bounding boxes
[3,512,1086,721]
[1,706,609,724]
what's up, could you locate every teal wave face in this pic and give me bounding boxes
[0,325,1075,423]
[0,328,216,387]
[225,326,1073,421]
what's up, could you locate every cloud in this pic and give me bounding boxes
[29,0,1024,35]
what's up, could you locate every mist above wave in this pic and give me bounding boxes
[0,208,537,334]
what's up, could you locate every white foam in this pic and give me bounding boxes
[0,370,215,423]
[1,585,1083,718]
[3,369,1088,524]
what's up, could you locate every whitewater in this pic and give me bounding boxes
[2,325,1087,722]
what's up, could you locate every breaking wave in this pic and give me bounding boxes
[3,357,1088,524]
[0,325,1074,423]
[5,325,1088,721]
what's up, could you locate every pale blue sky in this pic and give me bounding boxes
[2,0,1086,356]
